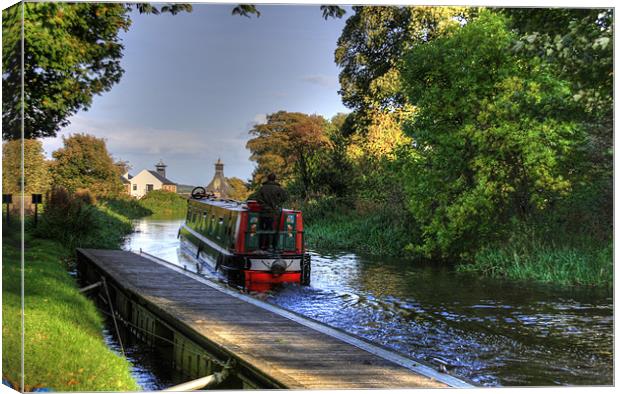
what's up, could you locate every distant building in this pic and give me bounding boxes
[205,158,231,198]
[121,159,177,198]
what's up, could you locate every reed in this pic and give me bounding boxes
[458,230,612,287]
[303,201,417,257]
[136,190,187,218]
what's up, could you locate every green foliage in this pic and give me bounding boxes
[458,222,612,287]
[335,6,473,122]
[399,12,584,259]
[504,8,613,220]
[246,111,332,197]
[2,232,139,391]
[36,187,133,252]
[303,198,418,257]
[99,197,153,220]
[2,139,49,194]
[50,133,124,197]
[138,189,187,218]
[504,8,612,120]
[2,2,191,140]
[226,177,250,201]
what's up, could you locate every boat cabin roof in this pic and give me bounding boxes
[190,197,247,211]
[189,197,299,213]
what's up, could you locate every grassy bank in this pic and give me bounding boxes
[136,190,187,218]
[457,229,613,287]
[2,227,139,391]
[302,199,417,258]
[302,198,611,287]
[101,190,187,220]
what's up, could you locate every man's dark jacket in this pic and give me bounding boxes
[251,181,288,215]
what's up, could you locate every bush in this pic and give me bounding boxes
[138,190,187,218]
[302,197,420,258]
[36,186,133,252]
[99,196,152,220]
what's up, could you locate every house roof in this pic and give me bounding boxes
[147,170,176,185]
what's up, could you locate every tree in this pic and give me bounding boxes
[226,177,250,201]
[334,6,473,123]
[246,111,331,198]
[50,133,124,197]
[345,110,412,204]
[399,12,585,259]
[2,139,49,194]
[2,2,192,140]
[503,8,613,220]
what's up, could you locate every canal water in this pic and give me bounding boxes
[121,217,613,388]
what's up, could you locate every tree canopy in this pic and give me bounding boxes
[246,111,331,197]
[2,139,49,195]
[334,6,473,124]
[399,11,585,258]
[50,133,124,196]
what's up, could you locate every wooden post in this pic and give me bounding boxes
[3,194,12,226]
[31,194,42,227]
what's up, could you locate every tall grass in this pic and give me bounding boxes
[302,197,418,257]
[2,231,139,391]
[458,221,613,287]
[35,188,134,252]
[136,190,187,218]
[99,197,152,220]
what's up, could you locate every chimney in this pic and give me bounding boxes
[155,159,167,178]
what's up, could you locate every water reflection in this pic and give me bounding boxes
[123,217,613,387]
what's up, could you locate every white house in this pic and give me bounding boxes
[122,160,177,198]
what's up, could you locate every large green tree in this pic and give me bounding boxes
[2,2,191,140]
[399,12,585,259]
[246,111,331,198]
[334,6,473,124]
[503,8,613,219]
[50,133,124,196]
[2,139,49,194]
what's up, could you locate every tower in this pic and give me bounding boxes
[155,159,167,178]
[205,158,231,198]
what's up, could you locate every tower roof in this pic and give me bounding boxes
[206,159,230,197]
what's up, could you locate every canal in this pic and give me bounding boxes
[120,217,613,389]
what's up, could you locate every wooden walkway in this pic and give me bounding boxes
[77,248,472,389]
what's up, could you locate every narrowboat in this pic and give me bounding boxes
[179,187,311,291]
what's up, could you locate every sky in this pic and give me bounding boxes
[41,4,350,186]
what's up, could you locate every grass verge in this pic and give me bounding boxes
[458,231,612,287]
[303,200,417,258]
[302,197,611,288]
[2,227,139,391]
[137,190,187,218]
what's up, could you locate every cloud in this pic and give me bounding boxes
[301,74,338,88]
[42,115,248,165]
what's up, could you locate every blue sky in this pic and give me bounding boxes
[42,4,350,186]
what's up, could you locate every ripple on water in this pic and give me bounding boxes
[122,218,613,387]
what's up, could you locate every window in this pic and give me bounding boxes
[132,184,137,191]
[146,184,154,192]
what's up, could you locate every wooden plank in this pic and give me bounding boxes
[77,248,468,389]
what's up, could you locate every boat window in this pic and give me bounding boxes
[201,211,208,231]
